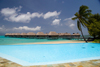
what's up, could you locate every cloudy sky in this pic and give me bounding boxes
[0,0,100,35]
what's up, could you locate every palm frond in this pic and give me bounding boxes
[82,18,88,24]
[74,12,79,17]
[72,12,79,20]
[72,17,77,20]
[79,5,89,15]
[79,19,86,28]
[85,10,92,13]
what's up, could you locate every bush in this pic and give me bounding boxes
[93,39,100,43]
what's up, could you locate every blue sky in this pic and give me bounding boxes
[0,0,100,35]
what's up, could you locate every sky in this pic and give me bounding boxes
[0,0,100,35]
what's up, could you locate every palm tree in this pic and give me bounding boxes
[72,5,92,42]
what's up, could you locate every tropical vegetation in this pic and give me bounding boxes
[87,13,100,39]
[72,5,92,43]
[93,39,100,43]
[72,5,100,43]
[87,13,100,43]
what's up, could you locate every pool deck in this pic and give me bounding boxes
[0,57,100,67]
[1,40,100,67]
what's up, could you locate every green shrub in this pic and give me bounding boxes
[93,39,100,43]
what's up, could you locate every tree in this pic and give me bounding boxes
[72,5,92,42]
[87,13,100,38]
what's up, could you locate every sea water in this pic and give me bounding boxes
[0,36,68,45]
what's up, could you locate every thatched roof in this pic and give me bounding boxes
[11,33,16,35]
[58,33,65,36]
[27,32,36,35]
[20,33,27,35]
[44,33,48,35]
[48,31,58,35]
[36,32,45,35]
[64,33,71,35]
[15,33,21,35]
[9,33,12,35]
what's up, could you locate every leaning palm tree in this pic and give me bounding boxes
[72,5,92,42]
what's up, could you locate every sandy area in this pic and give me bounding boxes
[15,40,90,45]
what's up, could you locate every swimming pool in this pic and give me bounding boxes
[0,43,100,66]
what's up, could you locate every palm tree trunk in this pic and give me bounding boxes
[79,22,88,43]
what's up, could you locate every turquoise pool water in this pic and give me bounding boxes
[0,36,69,45]
[0,43,100,66]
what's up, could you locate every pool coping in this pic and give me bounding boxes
[0,56,100,67]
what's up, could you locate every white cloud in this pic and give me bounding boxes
[69,23,75,27]
[1,6,61,23]
[52,19,61,25]
[64,16,75,29]
[64,16,75,21]
[0,25,10,32]
[43,11,61,19]
[0,6,43,23]
[31,12,43,18]
[13,26,41,31]
[0,25,5,29]
[0,25,41,33]
[1,8,16,16]
[1,7,19,16]
[6,12,31,23]
[0,27,3,30]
